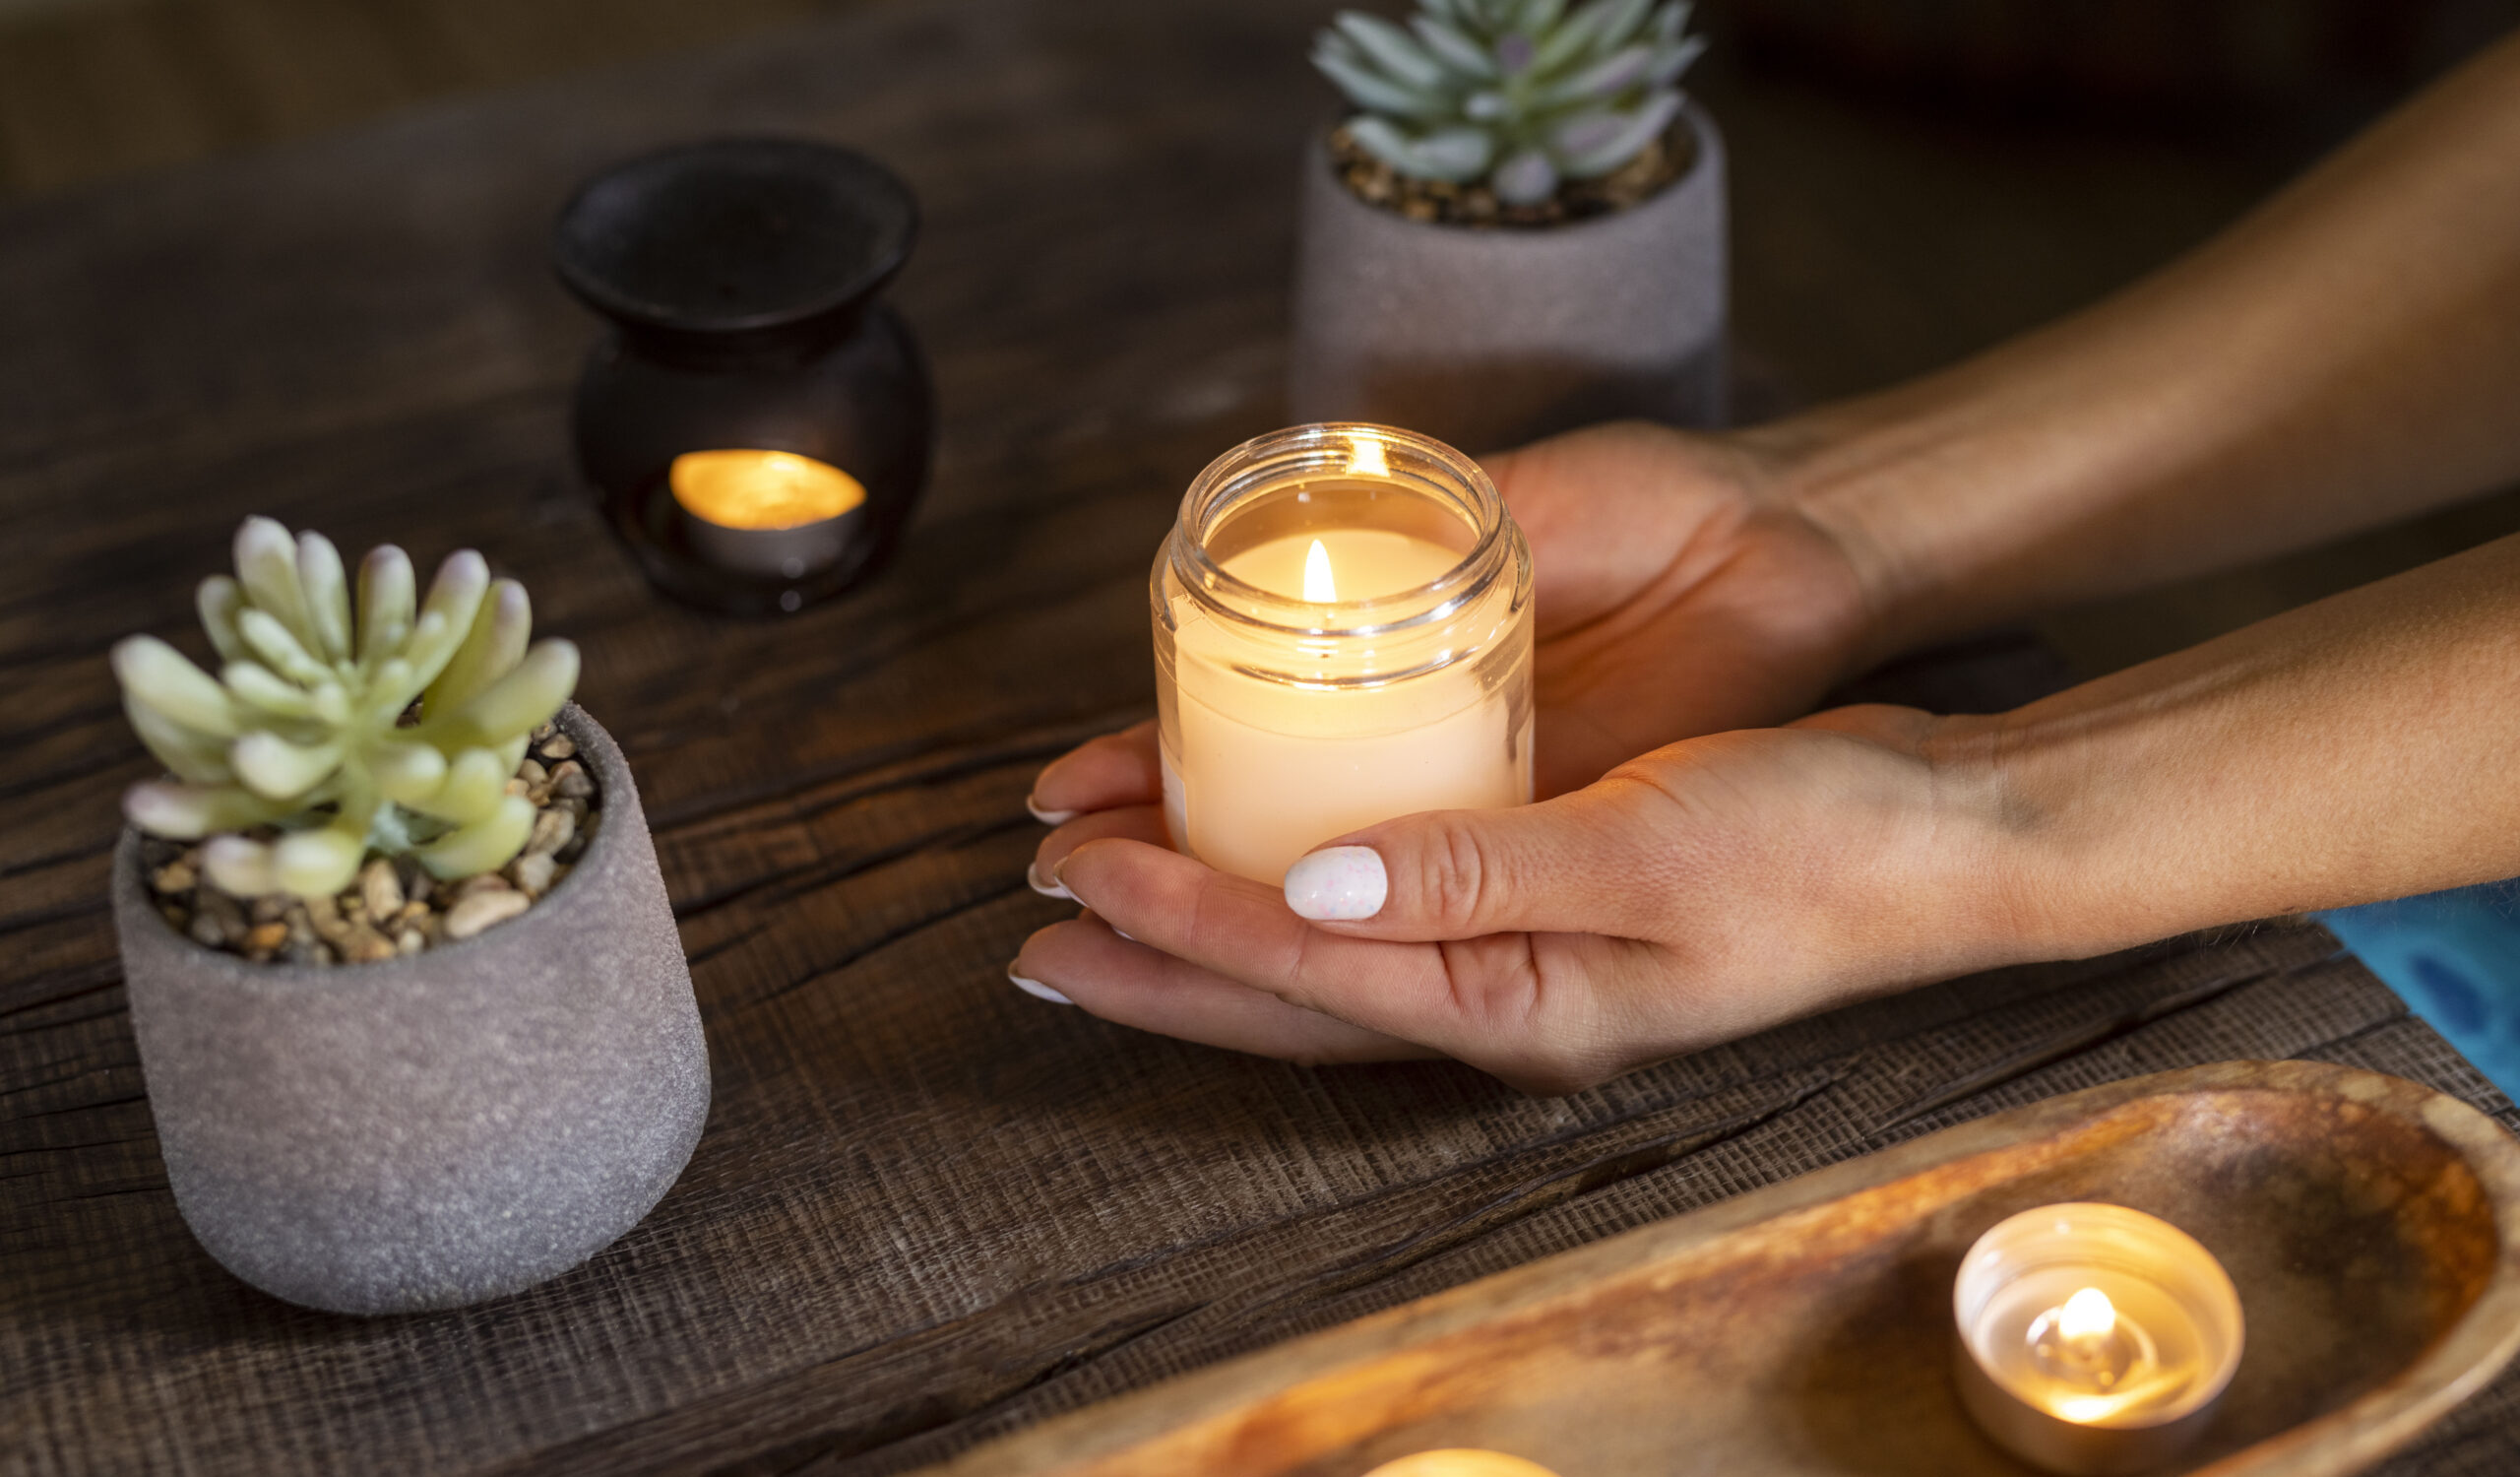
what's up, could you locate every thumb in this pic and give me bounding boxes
[1280,785,1660,941]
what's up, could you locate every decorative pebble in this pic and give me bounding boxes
[451,873,514,901]
[517,759,548,788]
[244,922,289,952]
[526,807,574,858]
[396,929,425,955]
[508,852,557,898]
[443,889,531,940]
[249,894,289,925]
[340,926,397,964]
[188,915,226,949]
[539,735,576,761]
[152,861,197,893]
[550,761,594,800]
[360,859,404,921]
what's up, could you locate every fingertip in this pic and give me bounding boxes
[1025,795,1079,826]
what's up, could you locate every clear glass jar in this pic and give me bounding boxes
[1152,423,1535,886]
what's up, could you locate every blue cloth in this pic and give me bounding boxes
[2320,877,2520,1098]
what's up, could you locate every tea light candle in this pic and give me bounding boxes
[668,448,867,581]
[1363,1452,1562,1477]
[1955,1203,2244,1475]
[1153,423,1535,886]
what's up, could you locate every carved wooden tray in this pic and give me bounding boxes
[924,1060,2520,1477]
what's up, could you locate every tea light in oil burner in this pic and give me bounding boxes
[1955,1203,2244,1475]
[554,138,933,616]
[667,449,867,580]
[1153,423,1535,886]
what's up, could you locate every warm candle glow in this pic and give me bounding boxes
[1303,538,1337,603]
[1955,1203,2244,1473]
[669,449,866,531]
[1156,425,1535,887]
[1361,1452,1562,1477]
[2059,1287,2115,1343]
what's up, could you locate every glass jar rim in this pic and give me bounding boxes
[1168,422,1513,639]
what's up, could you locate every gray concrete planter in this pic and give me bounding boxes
[109,703,709,1316]
[1289,100,1729,454]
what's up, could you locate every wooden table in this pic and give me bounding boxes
[3,1,2513,1472]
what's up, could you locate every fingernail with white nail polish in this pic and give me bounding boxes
[1026,796,1078,826]
[1027,862,1075,901]
[1008,962,1072,1004]
[1283,846,1387,921]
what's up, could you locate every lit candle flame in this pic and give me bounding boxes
[1303,538,1337,603]
[2059,1287,2116,1343]
[1347,434,1390,479]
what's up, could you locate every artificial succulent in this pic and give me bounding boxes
[113,518,580,901]
[1313,0,1704,207]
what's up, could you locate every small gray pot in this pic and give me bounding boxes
[109,703,709,1316]
[1288,100,1729,454]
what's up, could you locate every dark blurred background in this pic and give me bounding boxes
[1,0,2516,677]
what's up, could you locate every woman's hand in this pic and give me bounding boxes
[1485,421,1874,794]
[1016,704,2020,1094]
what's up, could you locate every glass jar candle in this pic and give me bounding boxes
[1152,423,1535,887]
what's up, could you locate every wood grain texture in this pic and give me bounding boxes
[0,1,2514,1473]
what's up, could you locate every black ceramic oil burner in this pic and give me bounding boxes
[554,138,933,615]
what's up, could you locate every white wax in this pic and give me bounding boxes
[1164,530,1532,886]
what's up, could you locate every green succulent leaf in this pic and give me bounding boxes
[1493,146,1559,204]
[125,696,235,786]
[202,835,280,897]
[413,794,536,882]
[232,517,320,658]
[1552,89,1681,175]
[1315,44,1450,120]
[197,577,249,667]
[275,823,365,898]
[114,636,241,738]
[356,545,416,669]
[1411,15,1495,78]
[1335,12,1448,92]
[124,781,289,840]
[297,531,353,664]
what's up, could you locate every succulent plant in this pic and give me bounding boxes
[113,518,580,901]
[1313,0,1704,207]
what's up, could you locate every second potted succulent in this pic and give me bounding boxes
[107,518,709,1316]
[1291,0,1728,452]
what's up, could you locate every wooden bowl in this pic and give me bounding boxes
[925,1060,2520,1477]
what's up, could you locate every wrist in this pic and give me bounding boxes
[1738,399,1984,673]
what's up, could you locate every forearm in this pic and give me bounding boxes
[1754,30,2520,663]
[1941,531,2520,957]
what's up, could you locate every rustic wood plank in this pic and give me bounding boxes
[0,1,2511,1473]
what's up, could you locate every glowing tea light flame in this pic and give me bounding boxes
[2059,1287,2115,1343]
[1303,538,1338,603]
[669,449,866,531]
[1347,433,1390,479]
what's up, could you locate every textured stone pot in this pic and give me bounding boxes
[1288,100,1729,454]
[108,703,709,1316]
